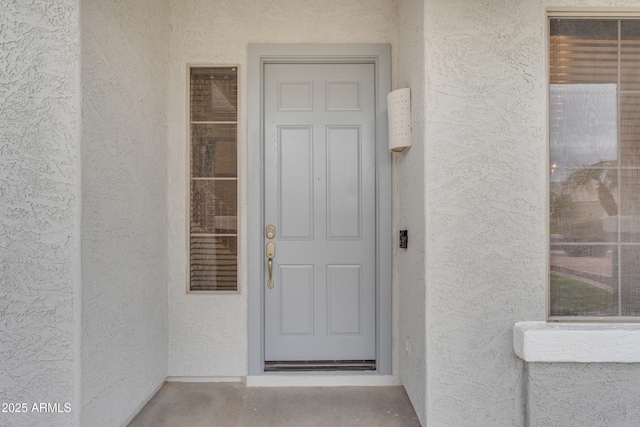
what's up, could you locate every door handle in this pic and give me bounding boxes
[266,242,276,289]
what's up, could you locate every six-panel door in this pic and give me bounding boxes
[263,63,377,361]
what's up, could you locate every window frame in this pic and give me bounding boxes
[547,10,640,321]
[186,64,241,294]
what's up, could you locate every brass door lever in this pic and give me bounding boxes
[266,242,276,289]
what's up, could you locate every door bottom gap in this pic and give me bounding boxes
[264,360,376,372]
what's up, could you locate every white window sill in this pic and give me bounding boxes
[514,321,640,363]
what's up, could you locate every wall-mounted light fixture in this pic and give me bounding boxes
[387,87,411,152]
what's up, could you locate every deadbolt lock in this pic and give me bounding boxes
[266,225,276,240]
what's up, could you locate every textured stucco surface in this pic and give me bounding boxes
[394,0,427,425]
[527,362,640,427]
[0,1,80,426]
[80,0,170,425]
[168,0,398,377]
[424,1,546,425]
[423,1,640,425]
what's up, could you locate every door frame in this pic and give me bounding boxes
[247,44,392,375]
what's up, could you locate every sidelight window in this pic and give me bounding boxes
[189,66,238,292]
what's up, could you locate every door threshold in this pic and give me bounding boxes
[264,360,376,372]
[245,372,401,387]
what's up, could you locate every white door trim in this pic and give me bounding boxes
[247,44,392,375]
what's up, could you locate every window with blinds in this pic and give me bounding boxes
[189,66,238,292]
[549,18,640,318]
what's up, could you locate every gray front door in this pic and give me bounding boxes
[263,63,377,361]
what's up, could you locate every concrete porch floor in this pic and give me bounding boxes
[128,382,421,426]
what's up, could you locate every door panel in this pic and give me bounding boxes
[327,265,362,335]
[327,126,362,239]
[279,265,314,335]
[326,81,361,111]
[278,126,313,239]
[264,63,376,361]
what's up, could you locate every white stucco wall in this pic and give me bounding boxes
[168,0,398,377]
[1,2,80,426]
[423,1,546,424]
[395,0,427,424]
[527,362,640,426]
[80,0,170,425]
[423,1,640,425]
